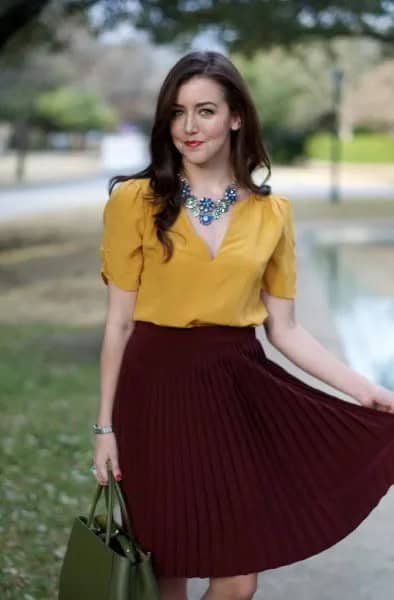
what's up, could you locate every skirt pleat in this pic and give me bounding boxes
[111,320,394,578]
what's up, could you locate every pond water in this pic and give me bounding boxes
[308,226,394,391]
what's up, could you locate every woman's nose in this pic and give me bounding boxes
[184,113,198,133]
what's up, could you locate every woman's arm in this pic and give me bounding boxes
[261,290,394,412]
[97,284,137,425]
[94,283,137,485]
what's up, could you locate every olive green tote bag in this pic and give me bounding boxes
[58,469,160,599]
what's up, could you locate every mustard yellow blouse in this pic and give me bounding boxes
[100,178,296,328]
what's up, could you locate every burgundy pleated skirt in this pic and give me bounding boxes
[112,320,394,579]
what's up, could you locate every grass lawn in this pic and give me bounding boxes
[306,132,394,163]
[0,322,101,599]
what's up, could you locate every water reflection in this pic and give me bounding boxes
[309,227,394,390]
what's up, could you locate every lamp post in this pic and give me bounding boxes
[330,68,344,204]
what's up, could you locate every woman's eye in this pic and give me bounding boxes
[172,109,214,117]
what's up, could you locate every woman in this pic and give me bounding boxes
[93,51,394,600]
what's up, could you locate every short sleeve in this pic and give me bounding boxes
[100,179,145,291]
[262,196,297,299]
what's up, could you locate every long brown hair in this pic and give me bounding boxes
[108,50,272,262]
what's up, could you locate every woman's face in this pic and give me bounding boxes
[169,76,241,167]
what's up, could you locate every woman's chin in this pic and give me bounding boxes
[182,154,216,166]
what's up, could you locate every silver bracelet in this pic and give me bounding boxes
[93,424,113,434]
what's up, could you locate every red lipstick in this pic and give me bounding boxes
[185,141,203,148]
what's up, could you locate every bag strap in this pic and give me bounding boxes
[87,482,104,527]
[105,471,115,545]
[86,467,138,553]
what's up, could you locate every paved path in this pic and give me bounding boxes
[0,175,109,220]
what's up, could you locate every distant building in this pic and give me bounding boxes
[100,129,149,173]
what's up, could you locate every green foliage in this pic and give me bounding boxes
[306,132,394,162]
[0,62,60,121]
[232,51,314,162]
[263,125,312,164]
[133,1,394,53]
[232,51,304,125]
[2,1,393,57]
[35,86,117,131]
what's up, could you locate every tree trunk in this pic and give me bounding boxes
[14,117,30,182]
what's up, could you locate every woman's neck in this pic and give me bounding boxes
[180,164,236,199]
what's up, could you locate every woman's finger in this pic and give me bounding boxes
[96,461,109,485]
[109,456,122,481]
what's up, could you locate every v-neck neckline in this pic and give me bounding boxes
[180,192,255,262]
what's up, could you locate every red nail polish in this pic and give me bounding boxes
[115,473,122,481]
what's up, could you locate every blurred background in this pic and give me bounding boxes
[0,1,393,598]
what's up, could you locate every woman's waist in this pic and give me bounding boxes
[123,319,259,367]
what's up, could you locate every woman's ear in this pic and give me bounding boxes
[230,113,241,130]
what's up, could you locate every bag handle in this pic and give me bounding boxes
[86,467,137,552]
[104,471,135,543]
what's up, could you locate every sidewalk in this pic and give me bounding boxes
[0,151,101,187]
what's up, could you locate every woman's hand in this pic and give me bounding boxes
[93,432,122,485]
[356,383,394,413]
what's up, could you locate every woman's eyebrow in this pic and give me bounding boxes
[172,101,218,107]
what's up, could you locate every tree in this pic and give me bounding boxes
[133,0,394,53]
[230,36,390,161]
[1,0,393,55]
[35,86,116,133]
[0,47,66,180]
[342,59,394,131]
[0,20,177,181]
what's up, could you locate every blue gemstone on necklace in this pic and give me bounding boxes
[200,213,214,225]
[201,197,214,210]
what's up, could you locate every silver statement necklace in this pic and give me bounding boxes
[177,173,238,226]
